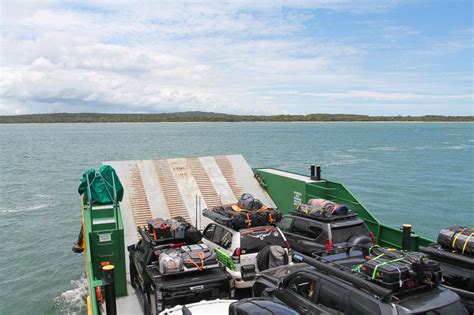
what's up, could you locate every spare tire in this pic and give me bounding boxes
[256,245,289,271]
[346,235,372,252]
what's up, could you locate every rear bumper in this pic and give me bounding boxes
[226,268,256,289]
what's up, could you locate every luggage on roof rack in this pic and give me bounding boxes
[157,244,219,275]
[147,217,202,243]
[353,246,442,291]
[296,198,350,218]
[203,194,281,230]
[437,226,474,255]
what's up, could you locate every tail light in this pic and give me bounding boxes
[285,241,292,250]
[325,239,333,252]
[232,247,241,264]
[232,247,241,257]
[369,232,376,244]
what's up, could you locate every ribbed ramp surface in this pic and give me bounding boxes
[129,164,153,229]
[153,160,191,222]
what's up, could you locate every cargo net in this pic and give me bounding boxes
[295,198,350,218]
[143,217,219,275]
[350,246,442,293]
[202,193,282,230]
[437,226,474,256]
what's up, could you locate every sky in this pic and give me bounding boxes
[0,1,472,115]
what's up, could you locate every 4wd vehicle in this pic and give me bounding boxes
[201,194,291,289]
[128,217,234,314]
[278,199,374,256]
[201,222,291,288]
[253,250,468,314]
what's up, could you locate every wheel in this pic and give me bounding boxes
[346,235,372,253]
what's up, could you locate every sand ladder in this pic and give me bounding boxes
[188,157,221,208]
[153,160,191,222]
[129,164,153,230]
[214,156,243,199]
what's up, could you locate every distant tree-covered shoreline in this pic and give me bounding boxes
[0,112,472,123]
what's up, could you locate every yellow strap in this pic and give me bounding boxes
[452,228,467,249]
[462,233,474,254]
[231,205,242,212]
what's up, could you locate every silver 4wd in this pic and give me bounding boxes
[201,222,291,289]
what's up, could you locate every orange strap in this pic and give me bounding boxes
[452,228,467,249]
[268,213,275,224]
[246,213,252,227]
[188,252,205,271]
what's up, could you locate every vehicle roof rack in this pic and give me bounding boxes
[292,252,393,301]
[289,210,359,222]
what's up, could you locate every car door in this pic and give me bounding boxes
[274,272,328,314]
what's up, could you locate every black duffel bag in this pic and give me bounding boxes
[437,226,474,255]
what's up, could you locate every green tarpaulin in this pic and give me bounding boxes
[78,165,124,205]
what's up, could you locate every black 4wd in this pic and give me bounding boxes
[278,208,374,256]
[253,250,468,314]
[128,218,234,314]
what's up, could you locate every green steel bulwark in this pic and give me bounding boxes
[83,201,127,314]
[253,168,434,250]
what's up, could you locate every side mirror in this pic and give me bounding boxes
[127,244,135,252]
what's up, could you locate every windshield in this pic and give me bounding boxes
[240,226,286,254]
[331,223,369,243]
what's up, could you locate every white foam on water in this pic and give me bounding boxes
[327,158,372,166]
[54,276,88,314]
[370,146,403,151]
[445,145,469,150]
[0,203,49,214]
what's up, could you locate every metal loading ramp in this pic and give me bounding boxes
[105,154,275,250]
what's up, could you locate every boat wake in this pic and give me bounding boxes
[53,276,88,314]
[0,203,49,214]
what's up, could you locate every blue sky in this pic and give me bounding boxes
[0,1,472,115]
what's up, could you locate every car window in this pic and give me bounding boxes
[203,224,215,240]
[307,223,323,239]
[220,230,233,249]
[277,217,293,232]
[291,219,307,236]
[240,226,286,254]
[318,279,347,314]
[288,274,319,303]
[212,225,225,244]
[331,223,369,243]
[348,292,380,315]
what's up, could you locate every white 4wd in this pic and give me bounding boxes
[201,222,291,288]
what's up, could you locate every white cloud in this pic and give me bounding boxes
[0,0,472,115]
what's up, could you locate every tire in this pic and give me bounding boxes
[130,257,137,289]
[346,235,372,252]
[256,246,289,271]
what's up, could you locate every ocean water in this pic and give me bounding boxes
[0,122,472,314]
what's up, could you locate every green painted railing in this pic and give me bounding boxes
[254,168,434,251]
